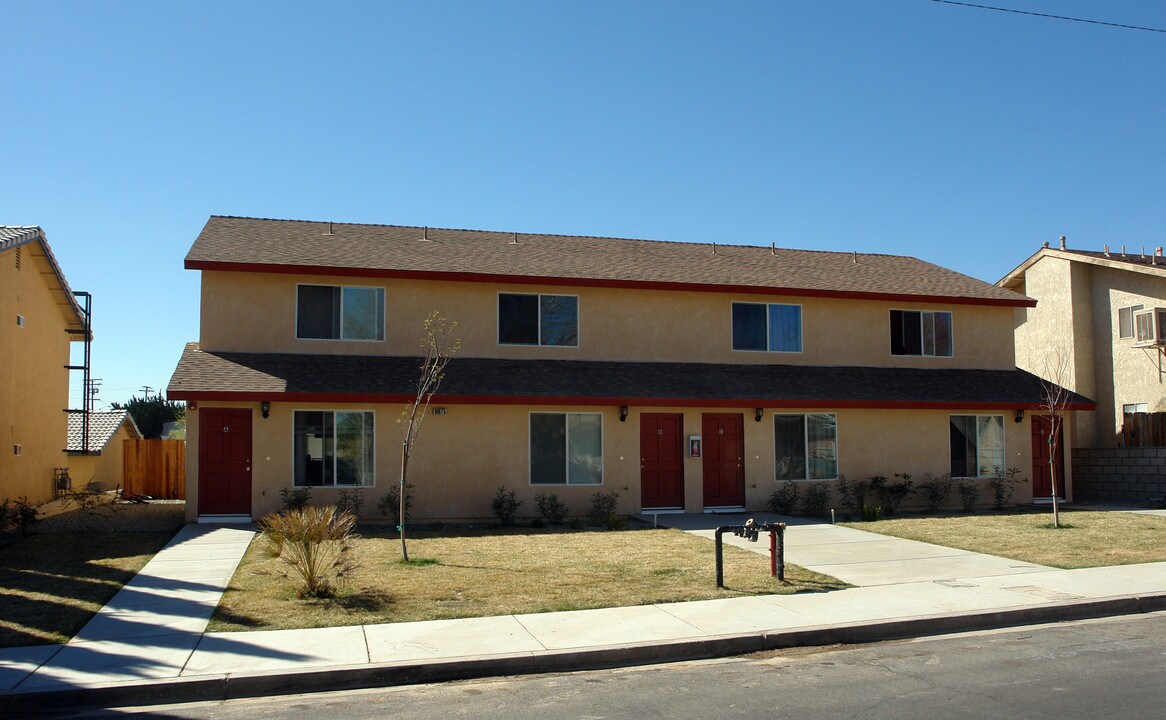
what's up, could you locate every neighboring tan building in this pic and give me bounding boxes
[168,216,1091,522]
[999,238,1166,449]
[0,226,89,505]
[66,410,142,490]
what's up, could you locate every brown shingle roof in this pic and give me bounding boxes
[167,343,1092,410]
[186,216,1032,306]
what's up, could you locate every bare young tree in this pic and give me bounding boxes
[1040,349,1073,529]
[396,311,460,561]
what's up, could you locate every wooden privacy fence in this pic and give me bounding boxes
[1120,412,1166,448]
[123,439,186,499]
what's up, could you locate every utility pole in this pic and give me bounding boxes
[139,385,153,400]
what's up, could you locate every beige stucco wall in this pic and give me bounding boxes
[0,244,75,505]
[67,423,135,489]
[198,271,1018,370]
[1013,254,1166,448]
[184,401,1052,522]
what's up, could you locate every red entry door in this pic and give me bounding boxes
[1031,415,1065,499]
[702,413,745,508]
[641,413,684,509]
[199,408,253,515]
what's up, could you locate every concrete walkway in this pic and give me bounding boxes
[3,510,1166,710]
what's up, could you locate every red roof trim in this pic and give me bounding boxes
[169,389,1093,412]
[184,260,1037,308]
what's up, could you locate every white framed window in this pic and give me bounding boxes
[891,310,953,357]
[293,410,375,486]
[774,413,837,480]
[296,284,385,341]
[732,303,802,353]
[1122,403,1149,415]
[498,293,578,346]
[949,415,1004,478]
[1118,304,1144,339]
[529,412,602,484]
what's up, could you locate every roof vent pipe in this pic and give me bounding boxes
[1121,244,1126,256]
[421,226,430,241]
[712,240,717,255]
[1157,247,1164,257]
[1059,236,1067,250]
[771,241,776,256]
[1043,241,1050,248]
[1104,244,1110,257]
[853,251,858,264]
[324,222,334,236]
[509,233,519,245]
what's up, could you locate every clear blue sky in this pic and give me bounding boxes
[3,1,1164,409]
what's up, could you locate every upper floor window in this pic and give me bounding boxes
[890,310,952,357]
[950,415,1003,478]
[499,293,578,346]
[1118,304,1144,339]
[732,303,802,352]
[774,413,837,480]
[297,285,385,341]
[293,410,375,487]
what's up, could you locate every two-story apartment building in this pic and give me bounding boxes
[168,216,1091,522]
[999,238,1166,448]
[1,226,89,505]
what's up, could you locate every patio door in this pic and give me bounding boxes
[702,413,745,508]
[641,413,684,509]
[199,408,253,516]
[1031,415,1065,499]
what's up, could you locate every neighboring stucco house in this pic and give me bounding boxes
[66,410,143,490]
[0,226,89,505]
[998,238,1166,449]
[168,216,1091,523]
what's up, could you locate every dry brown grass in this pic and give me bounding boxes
[842,509,1166,569]
[0,531,178,647]
[208,527,846,632]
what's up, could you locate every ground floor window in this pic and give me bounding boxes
[1123,402,1149,414]
[293,411,375,486]
[949,415,1004,478]
[774,413,837,480]
[530,412,602,484]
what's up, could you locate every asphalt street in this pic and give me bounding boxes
[60,611,1166,720]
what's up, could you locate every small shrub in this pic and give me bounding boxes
[989,467,1024,510]
[60,485,107,513]
[490,485,523,527]
[258,506,359,598]
[588,491,620,527]
[377,483,414,526]
[861,505,882,522]
[917,472,953,514]
[335,488,364,518]
[957,479,980,512]
[871,474,914,516]
[836,475,868,520]
[605,513,627,531]
[280,487,312,512]
[567,517,583,530]
[534,493,569,524]
[801,483,831,519]
[1,497,39,536]
[530,517,545,529]
[766,480,800,515]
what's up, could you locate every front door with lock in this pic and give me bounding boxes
[640,413,684,510]
[702,413,745,508]
[199,408,253,516]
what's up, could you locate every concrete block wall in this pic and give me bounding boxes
[1072,447,1166,503]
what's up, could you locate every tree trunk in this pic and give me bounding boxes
[399,440,409,562]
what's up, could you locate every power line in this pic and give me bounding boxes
[929,0,1166,34]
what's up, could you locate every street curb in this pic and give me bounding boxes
[6,593,1166,714]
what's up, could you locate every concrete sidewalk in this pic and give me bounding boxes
[3,511,1166,711]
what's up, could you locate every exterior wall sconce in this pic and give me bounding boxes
[755,408,764,423]
[1014,409,1024,424]
[619,406,629,422]
[261,401,270,419]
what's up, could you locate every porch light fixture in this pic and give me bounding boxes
[1014,409,1024,424]
[619,406,629,422]
[261,401,270,419]
[755,408,764,423]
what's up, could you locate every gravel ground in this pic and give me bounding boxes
[34,501,187,534]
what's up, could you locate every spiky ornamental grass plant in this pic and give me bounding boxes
[258,506,359,599]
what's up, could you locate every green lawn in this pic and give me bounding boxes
[841,509,1166,569]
